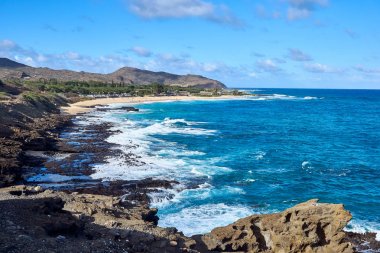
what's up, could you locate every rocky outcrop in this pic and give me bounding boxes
[195,199,354,253]
[0,57,226,88]
[0,95,70,186]
[0,186,361,253]
[0,185,194,253]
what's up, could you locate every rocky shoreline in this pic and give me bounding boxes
[0,97,379,252]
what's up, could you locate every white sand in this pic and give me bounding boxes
[61,95,240,115]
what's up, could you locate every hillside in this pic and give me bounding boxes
[0,58,226,89]
[0,58,28,68]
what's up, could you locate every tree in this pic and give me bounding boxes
[152,83,164,94]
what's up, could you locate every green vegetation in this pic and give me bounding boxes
[21,80,208,96]
[1,78,247,100]
[20,91,65,107]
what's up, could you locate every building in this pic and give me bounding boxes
[199,91,213,96]
[178,91,190,96]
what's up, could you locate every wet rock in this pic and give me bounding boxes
[345,231,380,252]
[97,106,139,112]
[142,208,159,225]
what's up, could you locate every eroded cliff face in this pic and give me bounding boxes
[195,199,353,253]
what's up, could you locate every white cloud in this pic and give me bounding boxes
[287,48,312,61]
[287,7,310,20]
[304,62,341,73]
[286,0,329,20]
[130,46,152,57]
[0,39,132,72]
[0,39,17,49]
[0,39,245,80]
[126,0,243,27]
[256,59,282,73]
[128,0,213,18]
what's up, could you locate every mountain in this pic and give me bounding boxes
[0,58,28,68]
[0,58,226,89]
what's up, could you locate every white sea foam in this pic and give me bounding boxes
[254,151,266,160]
[158,203,253,236]
[86,110,231,186]
[302,161,311,169]
[345,220,380,241]
[235,178,256,184]
[156,149,206,157]
[247,93,319,101]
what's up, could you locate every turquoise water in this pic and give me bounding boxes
[90,89,380,237]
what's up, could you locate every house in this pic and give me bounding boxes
[178,91,190,96]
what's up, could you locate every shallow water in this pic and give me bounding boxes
[56,89,380,238]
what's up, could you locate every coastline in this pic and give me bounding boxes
[1,93,379,252]
[61,95,242,115]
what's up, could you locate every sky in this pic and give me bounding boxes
[1,0,380,89]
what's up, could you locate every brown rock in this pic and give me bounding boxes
[197,199,354,253]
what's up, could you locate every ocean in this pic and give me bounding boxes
[35,89,380,238]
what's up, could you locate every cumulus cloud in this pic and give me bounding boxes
[126,0,244,27]
[286,0,329,20]
[0,39,133,73]
[256,59,282,73]
[0,39,246,80]
[145,53,237,75]
[130,46,152,57]
[304,62,341,73]
[287,48,313,61]
[255,0,328,22]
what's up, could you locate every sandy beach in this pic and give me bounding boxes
[61,95,240,115]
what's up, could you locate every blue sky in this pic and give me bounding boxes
[1,0,380,88]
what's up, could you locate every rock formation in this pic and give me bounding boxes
[195,199,354,253]
[0,186,358,253]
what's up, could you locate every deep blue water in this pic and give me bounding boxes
[89,89,380,237]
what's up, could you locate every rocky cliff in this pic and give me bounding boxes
[0,58,226,89]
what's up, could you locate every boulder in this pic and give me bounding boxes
[196,199,354,253]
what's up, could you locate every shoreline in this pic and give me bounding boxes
[1,93,379,252]
[61,95,243,115]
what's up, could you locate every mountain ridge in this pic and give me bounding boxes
[0,58,226,89]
